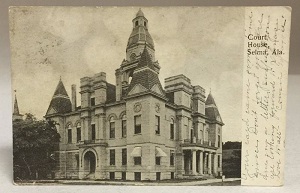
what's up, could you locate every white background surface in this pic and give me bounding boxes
[1,0,299,192]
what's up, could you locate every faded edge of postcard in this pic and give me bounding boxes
[241,7,291,186]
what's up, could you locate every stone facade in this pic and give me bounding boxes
[45,9,224,181]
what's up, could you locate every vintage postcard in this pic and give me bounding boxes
[9,6,291,186]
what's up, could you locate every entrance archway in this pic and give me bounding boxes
[84,151,96,174]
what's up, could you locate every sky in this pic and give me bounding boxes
[10,7,244,142]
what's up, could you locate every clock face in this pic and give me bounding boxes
[134,102,142,113]
[155,103,160,113]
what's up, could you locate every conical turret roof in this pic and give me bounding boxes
[46,79,72,115]
[205,92,223,124]
[13,95,20,115]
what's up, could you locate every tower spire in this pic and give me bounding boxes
[13,90,23,121]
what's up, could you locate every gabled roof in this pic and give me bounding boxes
[127,47,165,97]
[46,79,72,115]
[205,92,223,124]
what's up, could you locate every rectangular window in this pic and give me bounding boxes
[122,148,127,165]
[155,116,160,135]
[91,97,95,106]
[134,157,141,165]
[170,123,174,139]
[91,124,95,140]
[110,149,115,165]
[134,172,141,181]
[218,155,221,167]
[109,172,115,180]
[156,172,161,181]
[171,172,174,179]
[218,135,221,147]
[155,157,161,165]
[122,120,127,137]
[110,122,115,138]
[75,154,79,169]
[134,115,141,134]
[121,172,126,180]
[68,129,72,143]
[170,150,175,166]
[76,127,81,142]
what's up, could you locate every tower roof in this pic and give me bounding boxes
[205,92,223,124]
[136,8,144,17]
[13,94,22,116]
[127,9,154,50]
[205,92,217,106]
[46,79,72,115]
[127,47,165,97]
[136,46,155,70]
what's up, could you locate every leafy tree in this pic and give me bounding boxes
[222,141,242,150]
[13,114,60,181]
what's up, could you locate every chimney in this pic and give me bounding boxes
[71,84,77,111]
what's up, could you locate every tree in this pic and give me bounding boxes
[13,114,60,181]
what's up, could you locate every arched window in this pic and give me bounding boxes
[170,118,175,140]
[135,20,138,27]
[109,117,115,139]
[122,114,127,138]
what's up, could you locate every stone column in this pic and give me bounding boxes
[192,150,197,175]
[203,152,207,174]
[213,153,218,176]
[208,152,212,175]
[182,151,185,175]
[199,151,203,175]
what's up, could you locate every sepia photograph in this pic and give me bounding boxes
[10,6,245,185]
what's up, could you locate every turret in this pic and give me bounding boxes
[46,79,72,115]
[12,91,23,121]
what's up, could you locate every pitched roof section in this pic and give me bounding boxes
[205,93,223,124]
[127,47,165,97]
[46,79,72,115]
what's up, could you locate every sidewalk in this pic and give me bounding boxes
[17,178,241,186]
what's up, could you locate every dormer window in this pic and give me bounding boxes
[135,21,138,27]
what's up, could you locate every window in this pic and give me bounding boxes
[110,117,115,139]
[122,115,127,138]
[134,172,141,181]
[75,154,79,169]
[134,115,141,134]
[76,127,81,142]
[122,172,126,180]
[170,150,175,166]
[218,135,221,147]
[91,97,95,106]
[91,124,95,140]
[135,21,138,27]
[218,155,221,167]
[109,172,115,180]
[122,148,127,165]
[110,149,115,165]
[68,128,72,143]
[134,157,141,165]
[156,172,161,181]
[144,21,147,27]
[171,172,175,179]
[170,119,174,140]
[155,116,160,135]
[155,157,161,165]
[76,122,81,142]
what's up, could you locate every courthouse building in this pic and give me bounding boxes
[45,9,224,181]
